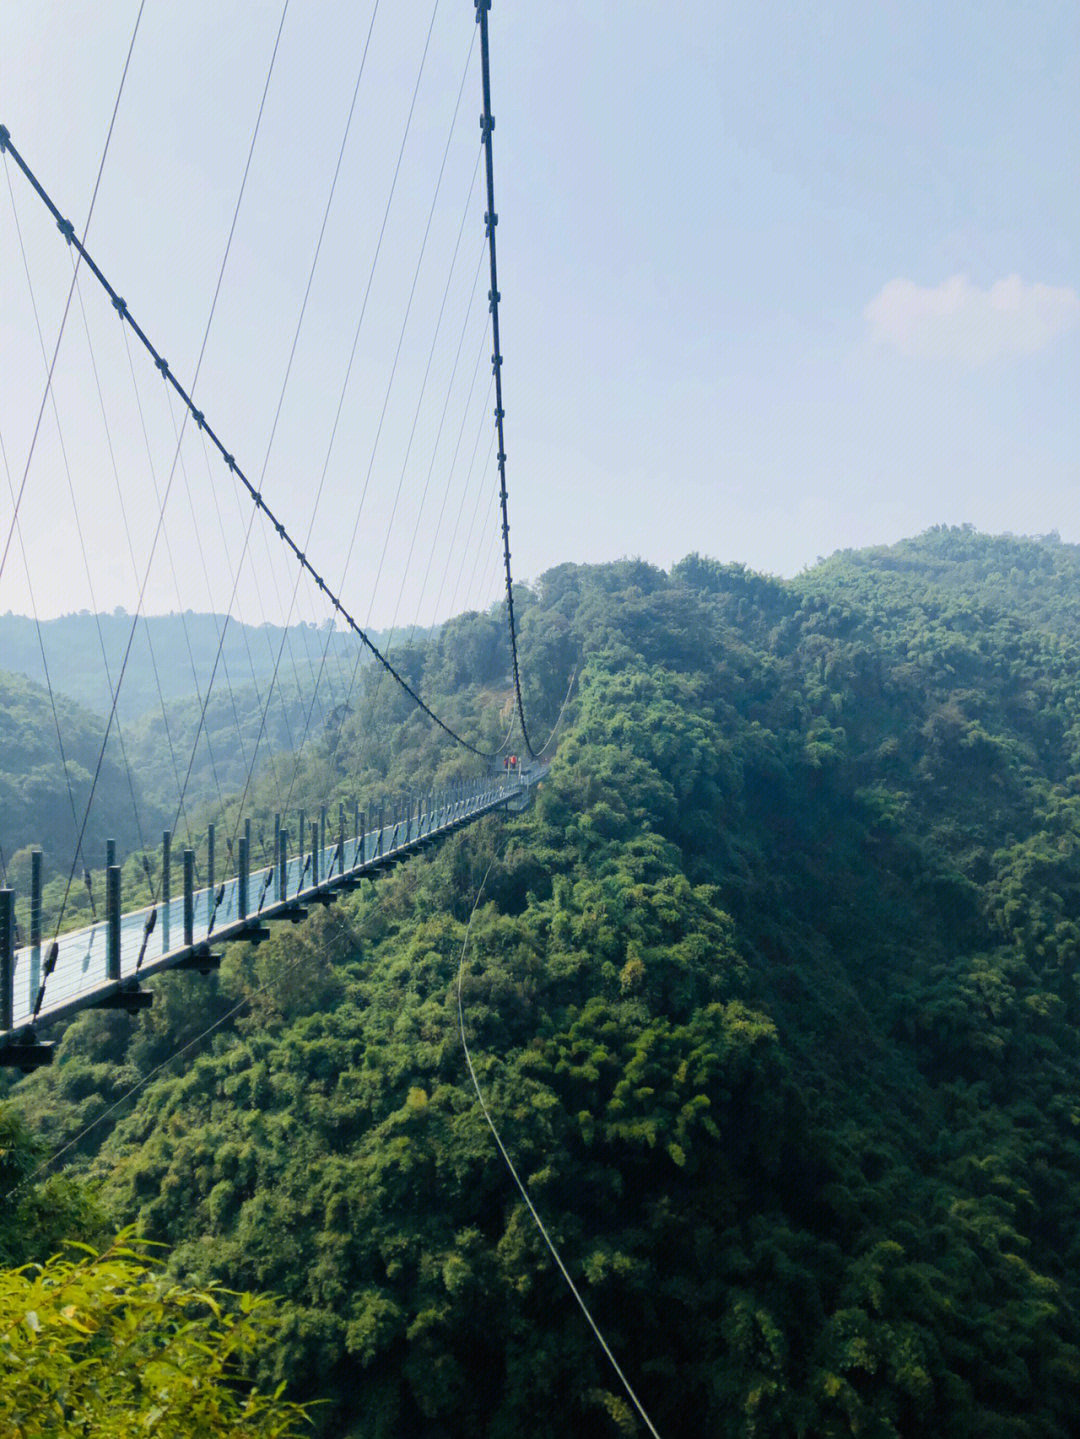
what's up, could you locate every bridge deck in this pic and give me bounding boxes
[2,769,540,1046]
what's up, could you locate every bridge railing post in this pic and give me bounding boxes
[357,810,365,868]
[106,865,121,982]
[207,823,215,924]
[162,830,171,907]
[29,850,42,1009]
[30,850,42,950]
[183,849,195,947]
[238,836,249,920]
[106,837,116,870]
[0,889,14,1032]
[311,821,320,887]
[278,829,287,901]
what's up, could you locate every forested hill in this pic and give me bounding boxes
[0,610,375,721]
[7,527,1080,1437]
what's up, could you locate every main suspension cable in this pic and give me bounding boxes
[475,0,535,758]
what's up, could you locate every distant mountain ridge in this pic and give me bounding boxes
[0,611,394,722]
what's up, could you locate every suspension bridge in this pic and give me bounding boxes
[0,0,555,1066]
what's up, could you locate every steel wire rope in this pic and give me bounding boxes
[475,0,535,759]
[158,383,264,809]
[245,8,490,839]
[414,286,490,631]
[73,266,237,861]
[0,425,85,883]
[401,242,488,648]
[374,437,497,748]
[165,0,382,857]
[340,431,499,807]
[71,272,201,869]
[272,5,489,811]
[472,509,504,613]
[349,45,478,686]
[336,312,497,792]
[358,145,483,636]
[214,0,451,845]
[456,852,663,1439]
[448,431,498,619]
[431,370,494,624]
[25,0,292,996]
[319,324,494,798]
[116,312,236,853]
[2,12,521,814]
[334,388,498,814]
[201,417,302,802]
[2,31,504,792]
[247,0,451,811]
[4,167,154,873]
[281,139,484,817]
[463,491,501,620]
[0,0,146,590]
[318,260,491,797]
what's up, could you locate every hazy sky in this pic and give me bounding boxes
[1,0,1077,630]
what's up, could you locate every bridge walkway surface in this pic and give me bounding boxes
[1,767,543,1059]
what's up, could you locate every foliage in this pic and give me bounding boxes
[9,527,1080,1435]
[0,1233,311,1437]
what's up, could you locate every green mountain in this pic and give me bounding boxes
[7,528,1080,1437]
[0,611,373,723]
[0,668,166,875]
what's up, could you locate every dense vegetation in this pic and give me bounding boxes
[6,526,1080,1435]
[0,668,165,869]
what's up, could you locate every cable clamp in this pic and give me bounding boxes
[112,295,127,317]
[497,452,507,465]
[224,453,236,471]
[488,289,500,312]
[155,356,169,376]
[57,217,76,244]
[474,0,491,18]
[484,211,498,233]
[192,409,205,429]
[492,353,502,370]
[0,126,9,152]
[494,406,505,420]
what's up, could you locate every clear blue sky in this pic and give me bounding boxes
[1,0,1077,629]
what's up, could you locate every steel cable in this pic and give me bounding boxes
[0,0,146,589]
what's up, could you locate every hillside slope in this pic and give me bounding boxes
[9,529,1080,1437]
